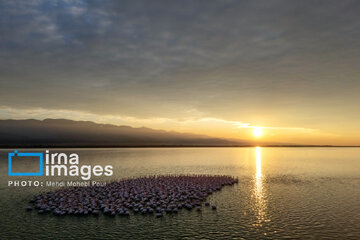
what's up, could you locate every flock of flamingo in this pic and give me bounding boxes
[26,175,238,218]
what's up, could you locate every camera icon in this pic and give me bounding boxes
[8,150,43,176]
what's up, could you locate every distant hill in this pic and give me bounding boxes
[0,119,254,147]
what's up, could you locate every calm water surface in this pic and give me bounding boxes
[0,147,359,239]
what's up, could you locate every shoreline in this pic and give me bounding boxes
[1,145,359,149]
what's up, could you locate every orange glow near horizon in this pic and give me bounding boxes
[1,106,359,145]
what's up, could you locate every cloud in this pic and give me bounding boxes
[0,105,315,136]
[0,0,359,143]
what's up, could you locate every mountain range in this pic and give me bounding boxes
[0,119,257,147]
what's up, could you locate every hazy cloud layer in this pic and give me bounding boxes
[0,0,360,143]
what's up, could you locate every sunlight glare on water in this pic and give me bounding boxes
[253,147,268,228]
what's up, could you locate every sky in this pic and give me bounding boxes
[0,0,360,145]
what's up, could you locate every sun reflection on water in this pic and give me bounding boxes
[256,147,262,180]
[253,147,268,227]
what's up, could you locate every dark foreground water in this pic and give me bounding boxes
[0,147,359,239]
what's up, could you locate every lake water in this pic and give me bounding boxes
[1,147,359,239]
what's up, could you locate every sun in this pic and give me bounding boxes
[253,127,263,137]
